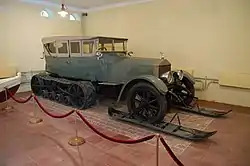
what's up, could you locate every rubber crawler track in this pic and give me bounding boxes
[31,73,96,109]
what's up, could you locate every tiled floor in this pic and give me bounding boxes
[1,92,250,166]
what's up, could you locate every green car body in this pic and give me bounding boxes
[42,36,194,100]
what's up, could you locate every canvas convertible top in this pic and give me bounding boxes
[42,36,128,44]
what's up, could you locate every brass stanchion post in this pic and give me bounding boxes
[29,96,43,124]
[156,134,160,166]
[68,111,85,146]
[2,88,13,111]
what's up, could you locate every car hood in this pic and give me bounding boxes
[127,56,171,67]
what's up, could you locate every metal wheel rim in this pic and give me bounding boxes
[130,88,160,121]
[69,84,85,108]
[31,77,43,95]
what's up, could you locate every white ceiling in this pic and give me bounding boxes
[50,0,135,9]
[14,0,152,12]
[0,0,152,12]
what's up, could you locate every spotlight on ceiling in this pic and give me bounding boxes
[58,3,68,17]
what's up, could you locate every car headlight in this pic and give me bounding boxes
[177,70,184,80]
[161,71,174,84]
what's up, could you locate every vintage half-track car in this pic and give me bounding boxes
[31,36,195,123]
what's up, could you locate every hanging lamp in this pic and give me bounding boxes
[58,2,68,17]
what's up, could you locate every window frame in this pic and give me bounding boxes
[69,40,81,57]
[56,40,69,57]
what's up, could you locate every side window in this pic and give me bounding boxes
[70,41,81,57]
[105,43,113,51]
[82,42,94,54]
[58,43,68,54]
[70,42,80,53]
[115,43,124,51]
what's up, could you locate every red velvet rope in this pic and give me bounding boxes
[33,96,75,119]
[76,111,155,144]
[5,88,33,104]
[160,137,184,166]
[6,87,183,164]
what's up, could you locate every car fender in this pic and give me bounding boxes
[116,75,168,104]
[173,70,195,84]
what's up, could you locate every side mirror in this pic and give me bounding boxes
[128,51,134,56]
[96,51,103,60]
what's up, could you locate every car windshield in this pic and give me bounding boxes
[97,38,127,52]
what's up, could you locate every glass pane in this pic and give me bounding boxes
[47,43,56,53]
[70,42,80,53]
[114,43,124,51]
[82,42,93,54]
[98,40,126,51]
[105,43,113,51]
[58,43,68,54]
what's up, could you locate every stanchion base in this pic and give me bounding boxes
[2,105,14,111]
[68,136,85,146]
[1,106,14,113]
[29,117,43,124]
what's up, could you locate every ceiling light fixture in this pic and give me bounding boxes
[58,3,68,17]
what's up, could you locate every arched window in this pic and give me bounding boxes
[69,14,76,21]
[40,10,49,18]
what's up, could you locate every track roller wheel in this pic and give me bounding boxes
[126,82,168,124]
[57,94,65,103]
[48,92,55,100]
[63,96,72,106]
[51,91,57,100]
[55,94,61,102]
[31,75,44,96]
[42,90,49,98]
[68,83,86,109]
[68,82,96,109]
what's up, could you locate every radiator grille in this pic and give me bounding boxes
[159,65,171,77]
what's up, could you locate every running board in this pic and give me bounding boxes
[108,107,217,141]
[174,105,232,118]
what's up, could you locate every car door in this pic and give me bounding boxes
[45,40,71,77]
[67,40,105,82]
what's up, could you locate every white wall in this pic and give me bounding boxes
[83,0,250,107]
[0,2,83,72]
[1,0,250,107]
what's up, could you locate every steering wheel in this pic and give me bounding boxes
[98,47,107,51]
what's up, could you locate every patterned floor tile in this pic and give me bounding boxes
[21,97,214,156]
